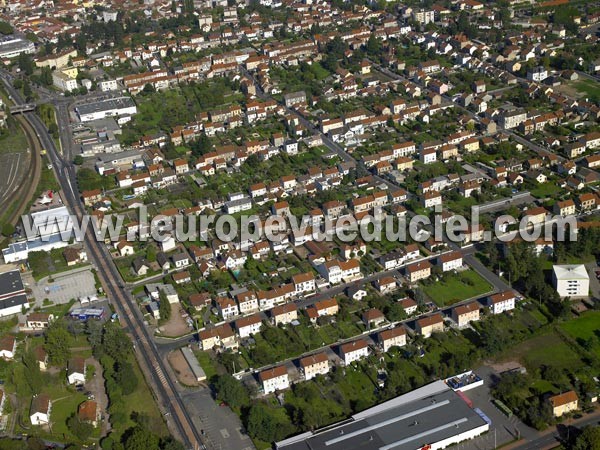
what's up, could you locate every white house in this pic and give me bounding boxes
[317,259,362,284]
[67,357,86,385]
[487,291,516,314]
[0,335,16,360]
[292,272,315,294]
[30,394,52,425]
[339,339,369,365]
[437,251,463,272]
[259,366,289,394]
[235,314,262,338]
[216,297,239,320]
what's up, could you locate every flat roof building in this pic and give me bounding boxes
[276,380,489,450]
[76,97,137,122]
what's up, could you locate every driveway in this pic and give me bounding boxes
[85,357,111,438]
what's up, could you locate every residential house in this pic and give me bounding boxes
[487,291,516,314]
[270,303,298,326]
[30,394,52,425]
[437,251,463,272]
[78,400,100,427]
[299,352,330,380]
[405,260,432,283]
[25,313,54,330]
[549,391,578,417]
[236,291,259,315]
[259,366,289,394]
[399,297,418,316]
[67,357,86,385]
[292,272,316,295]
[216,297,239,320]
[339,339,369,365]
[362,309,386,328]
[378,326,407,352]
[452,302,480,328]
[199,324,238,351]
[415,313,444,338]
[0,336,16,360]
[307,298,339,323]
[235,314,262,338]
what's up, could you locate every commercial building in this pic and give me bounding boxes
[75,97,137,122]
[552,264,590,298]
[0,267,30,317]
[0,37,35,59]
[276,380,490,450]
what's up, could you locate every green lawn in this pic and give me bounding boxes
[196,350,218,380]
[509,332,584,371]
[530,182,562,199]
[560,311,600,341]
[422,270,493,306]
[28,248,89,280]
[573,79,600,100]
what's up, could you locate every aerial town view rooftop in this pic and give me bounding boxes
[0,0,599,449]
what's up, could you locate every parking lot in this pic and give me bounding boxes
[454,366,538,450]
[27,267,98,306]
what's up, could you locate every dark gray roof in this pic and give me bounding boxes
[0,270,24,298]
[0,293,28,311]
[276,382,488,450]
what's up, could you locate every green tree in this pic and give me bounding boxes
[1,223,15,237]
[67,414,94,441]
[73,155,84,165]
[572,425,600,450]
[0,21,14,35]
[214,374,249,409]
[246,403,294,442]
[45,320,72,366]
[158,291,171,322]
[113,361,138,395]
[102,322,133,363]
[159,437,186,450]
[22,349,43,394]
[18,53,34,75]
[123,426,160,450]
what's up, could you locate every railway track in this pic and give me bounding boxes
[0,115,41,232]
[67,197,203,450]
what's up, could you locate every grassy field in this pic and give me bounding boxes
[560,311,600,341]
[506,332,584,371]
[573,79,600,100]
[530,182,562,199]
[422,270,493,306]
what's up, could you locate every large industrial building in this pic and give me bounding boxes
[75,97,137,122]
[276,381,490,450]
[0,37,35,59]
[2,206,73,263]
[0,267,30,317]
